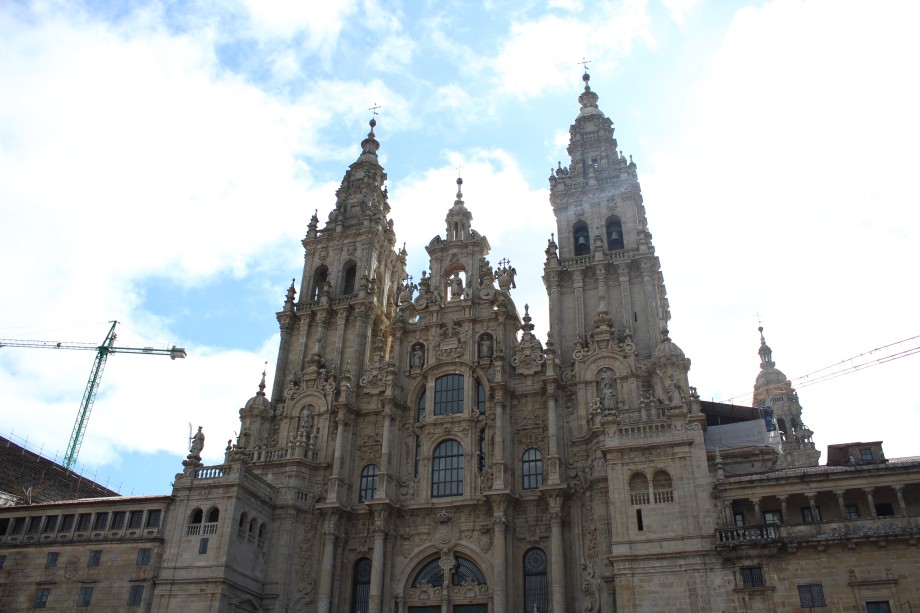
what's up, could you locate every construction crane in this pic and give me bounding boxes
[0,321,187,469]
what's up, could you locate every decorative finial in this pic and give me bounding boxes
[578,57,592,79]
[368,103,381,130]
[258,362,267,396]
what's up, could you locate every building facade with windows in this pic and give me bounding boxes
[1,74,919,612]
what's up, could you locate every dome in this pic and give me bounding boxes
[755,364,788,390]
[654,328,686,362]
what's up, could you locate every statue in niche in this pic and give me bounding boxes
[448,272,464,301]
[478,334,494,359]
[410,343,425,369]
[666,374,684,406]
[598,370,617,410]
[298,407,314,435]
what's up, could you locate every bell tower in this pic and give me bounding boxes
[543,70,671,362]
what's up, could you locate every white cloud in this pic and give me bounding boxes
[241,0,357,47]
[662,0,700,26]
[641,0,920,459]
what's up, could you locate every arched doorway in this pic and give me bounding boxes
[403,554,489,613]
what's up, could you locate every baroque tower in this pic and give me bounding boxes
[754,326,820,467]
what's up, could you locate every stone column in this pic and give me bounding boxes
[778,496,788,524]
[834,491,847,519]
[806,493,818,522]
[573,268,585,340]
[640,259,659,350]
[378,406,393,498]
[351,305,372,383]
[369,508,388,613]
[545,383,561,484]
[327,408,348,503]
[864,488,877,518]
[893,485,908,516]
[548,494,566,612]
[316,512,339,613]
[491,500,509,613]
[751,498,761,523]
[493,391,508,489]
[617,263,632,329]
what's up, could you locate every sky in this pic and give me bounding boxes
[1,0,918,495]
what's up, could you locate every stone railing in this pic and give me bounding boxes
[241,469,276,501]
[618,422,672,439]
[716,524,780,544]
[195,466,226,479]
[559,249,638,270]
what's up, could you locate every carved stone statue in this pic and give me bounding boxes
[666,374,684,406]
[410,343,425,369]
[448,272,464,301]
[598,370,617,410]
[190,426,205,457]
[478,334,493,359]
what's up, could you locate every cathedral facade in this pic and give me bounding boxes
[1,75,919,613]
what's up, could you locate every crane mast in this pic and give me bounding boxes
[0,321,187,469]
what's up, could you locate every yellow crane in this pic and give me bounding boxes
[0,321,186,469]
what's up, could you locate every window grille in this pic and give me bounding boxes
[77,586,94,607]
[412,559,443,588]
[45,552,59,568]
[127,585,144,606]
[740,566,765,588]
[34,588,51,608]
[524,548,549,613]
[522,448,543,490]
[88,549,102,567]
[434,375,464,415]
[136,548,151,565]
[798,583,827,608]
[145,510,161,528]
[432,439,464,497]
[359,464,379,502]
[351,558,372,613]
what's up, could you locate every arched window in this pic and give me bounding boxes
[629,472,650,506]
[432,439,464,498]
[524,548,549,613]
[359,464,379,502]
[573,221,590,256]
[417,388,426,422]
[237,513,247,541]
[351,558,372,613]
[434,374,464,415]
[206,508,219,523]
[606,216,624,251]
[452,556,486,585]
[312,265,329,301]
[343,262,358,295]
[257,523,267,549]
[189,509,203,525]
[412,559,444,588]
[652,470,673,504]
[522,448,543,490]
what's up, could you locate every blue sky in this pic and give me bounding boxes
[1,0,919,496]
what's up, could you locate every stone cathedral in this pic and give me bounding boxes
[1,74,919,613]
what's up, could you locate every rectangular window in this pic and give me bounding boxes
[33,588,51,608]
[734,512,745,527]
[59,514,75,532]
[845,504,860,519]
[0,554,5,569]
[636,508,644,531]
[76,513,91,532]
[77,586,94,608]
[111,511,126,530]
[45,552,59,569]
[11,517,26,534]
[860,448,873,462]
[740,566,765,588]
[798,583,827,608]
[875,503,895,517]
[42,516,58,533]
[802,506,822,523]
[26,516,42,534]
[0,517,9,535]
[88,549,102,567]
[866,602,892,613]
[127,584,145,606]
[763,510,782,525]
[92,512,108,531]
[433,374,464,415]
[128,510,143,529]
[145,509,161,528]
[199,537,209,554]
[136,547,152,565]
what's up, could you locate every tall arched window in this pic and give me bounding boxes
[573,221,590,256]
[359,464,379,502]
[606,216,624,251]
[629,472,650,506]
[312,265,328,301]
[343,263,358,295]
[351,558,372,613]
[412,559,444,588]
[522,448,543,490]
[189,509,203,525]
[432,439,464,498]
[434,374,464,415]
[652,470,673,504]
[524,548,549,613]
[417,388,426,422]
[206,508,219,523]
